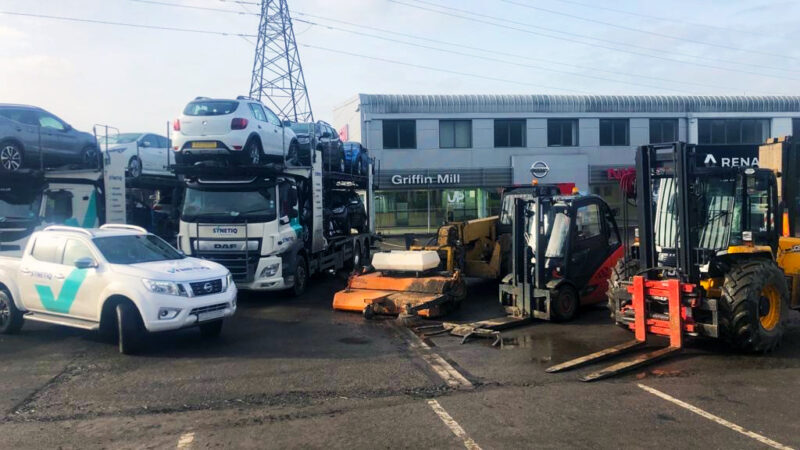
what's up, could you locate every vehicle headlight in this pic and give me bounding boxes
[332,206,345,214]
[142,279,188,296]
[298,137,310,144]
[158,307,182,320]
[260,263,280,278]
[222,272,234,291]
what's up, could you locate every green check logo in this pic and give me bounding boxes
[35,269,88,314]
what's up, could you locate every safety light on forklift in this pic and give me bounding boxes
[571,186,579,195]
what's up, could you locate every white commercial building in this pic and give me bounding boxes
[334,94,800,233]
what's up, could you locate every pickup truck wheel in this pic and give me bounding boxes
[291,255,308,297]
[127,156,142,179]
[199,320,223,338]
[0,290,23,334]
[116,302,145,355]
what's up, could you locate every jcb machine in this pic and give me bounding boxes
[548,141,800,381]
[332,184,573,318]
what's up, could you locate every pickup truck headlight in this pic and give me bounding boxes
[260,263,280,278]
[222,273,234,292]
[142,279,188,297]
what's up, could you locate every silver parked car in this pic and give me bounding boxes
[0,104,99,172]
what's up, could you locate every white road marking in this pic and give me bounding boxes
[401,327,473,389]
[428,399,482,450]
[638,384,794,450]
[177,432,195,449]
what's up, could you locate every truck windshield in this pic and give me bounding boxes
[0,195,42,221]
[182,186,277,223]
[94,234,184,264]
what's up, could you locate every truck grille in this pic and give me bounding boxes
[189,279,223,296]
[190,303,228,315]
[193,252,259,282]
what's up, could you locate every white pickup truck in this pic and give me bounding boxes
[0,224,237,354]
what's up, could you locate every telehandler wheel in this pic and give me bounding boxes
[720,260,789,353]
[551,285,579,322]
[607,258,640,326]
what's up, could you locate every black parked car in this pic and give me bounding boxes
[0,104,99,172]
[286,120,345,172]
[324,190,368,236]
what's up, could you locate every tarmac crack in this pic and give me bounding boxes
[5,352,90,419]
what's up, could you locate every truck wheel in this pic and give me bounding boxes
[291,255,308,297]
[199,320,223,338]
[116,302,145,355]
[607,259,640,326]
[349,241,362,270]
[0,290,24,334]
[720,260,789,353]
[550,285,579,322]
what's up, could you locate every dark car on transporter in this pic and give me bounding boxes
[286,121,346,172]
[323,189,368,236]
[0,104,100,172]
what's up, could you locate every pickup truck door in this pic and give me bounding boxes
[18,235,101,320]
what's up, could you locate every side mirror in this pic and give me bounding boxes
[141,141,151,148]
[280,216,290,225]
[64,124,73,132]
[74,257,97,269]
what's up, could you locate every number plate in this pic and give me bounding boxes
[198,309,225,322]
[191,142,217,149]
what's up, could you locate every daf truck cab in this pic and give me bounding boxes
[176,150,374,296]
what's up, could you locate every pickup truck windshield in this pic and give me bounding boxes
[94,234,184,264]
[182,186,277,223]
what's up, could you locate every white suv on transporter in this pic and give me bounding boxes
[172,96,299,166]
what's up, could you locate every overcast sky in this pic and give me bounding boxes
[2,0,799,134]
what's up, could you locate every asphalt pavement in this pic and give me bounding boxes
[1,266,799,449]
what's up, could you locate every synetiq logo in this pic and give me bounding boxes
[212,226,239,235]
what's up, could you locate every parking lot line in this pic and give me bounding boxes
[176,432,195,449]
[428,399,482,450]
[401,327,473,389]
[637,384,794,450]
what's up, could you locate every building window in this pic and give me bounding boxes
[494,119,526,147]
[650,119,678,143]
[439,120,472,148]
[698,119,770,145]
[600,119,629,146]
[383,120,416,149]
[547,119,578,147]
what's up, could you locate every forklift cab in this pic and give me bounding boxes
[501,194,623,321]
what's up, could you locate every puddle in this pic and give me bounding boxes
[338,337,372,345]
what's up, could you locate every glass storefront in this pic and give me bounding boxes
[375,188,502,233]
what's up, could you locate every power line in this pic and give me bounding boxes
[292,11,780,94]
[293,17,693,94]
[547,0,783,39]
[0,10,257,37]
[499,0,799,62]
[389,0,800,79]
[128,0,258,15]
[298,43,592,94]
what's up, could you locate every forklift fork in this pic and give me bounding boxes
[546,276,686,381]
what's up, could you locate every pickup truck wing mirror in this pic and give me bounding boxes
[74,257,98,269]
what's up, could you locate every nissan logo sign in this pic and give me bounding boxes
[530,161,550,179]
[203,282,213,292]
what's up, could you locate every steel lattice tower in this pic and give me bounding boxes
[249,0,313,122]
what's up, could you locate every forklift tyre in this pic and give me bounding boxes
[720,260,789,353]
[607,258,640,326]
[551,285,579,322]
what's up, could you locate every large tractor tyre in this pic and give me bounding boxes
[550,285,579,322]
[116,302,146,355]
[0,290,24,334]
[607,258,641,324]
[720,260,789,353]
